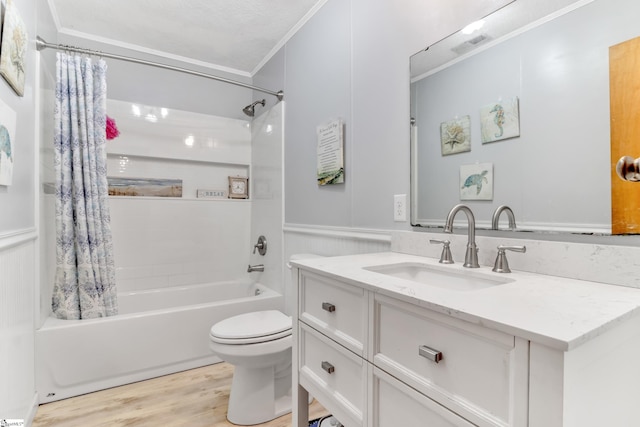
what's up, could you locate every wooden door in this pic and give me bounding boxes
[610,36,640,234]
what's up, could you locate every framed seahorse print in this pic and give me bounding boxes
[480,96,520,143]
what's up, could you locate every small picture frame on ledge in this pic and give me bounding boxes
[197,189,227,199]
[228,176,249,199]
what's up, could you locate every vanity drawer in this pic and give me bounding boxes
[372,294,528,427]
[298,270,367,356]
[370,365,476,427]
[298,322,366,427]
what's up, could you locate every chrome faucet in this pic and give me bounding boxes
[247,264,264,273]
[491,205,516,230]
[443,204,479,268]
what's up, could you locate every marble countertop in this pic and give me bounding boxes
[291,251,640,351]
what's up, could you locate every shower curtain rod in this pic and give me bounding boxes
[35,36,284,101]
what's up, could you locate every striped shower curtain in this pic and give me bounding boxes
[51,52,118,319]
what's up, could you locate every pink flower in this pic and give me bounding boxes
[106,115,120,140]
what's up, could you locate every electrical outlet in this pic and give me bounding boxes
[394,194,407,222]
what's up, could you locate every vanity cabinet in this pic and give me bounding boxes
[293,269,527,427]
[292,254,640,427]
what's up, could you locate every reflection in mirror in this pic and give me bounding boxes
[410,0,640,234]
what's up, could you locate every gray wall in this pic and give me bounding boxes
[55,34,254,119]
[0,0,37,233]
[254,0,513,229]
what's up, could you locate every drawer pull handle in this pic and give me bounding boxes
[419,345,443,363]
[322,302,336,312]
[321,361,335,374]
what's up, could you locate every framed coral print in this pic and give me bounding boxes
[0,96,16,186]
[480,97,520,143]
[0,0,28,96]
[440,115,471,156]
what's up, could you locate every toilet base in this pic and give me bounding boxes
[227,364,293,425]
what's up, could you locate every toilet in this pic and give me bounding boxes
[209,254,322,425]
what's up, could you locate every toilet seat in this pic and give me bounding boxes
[209,310,292,345]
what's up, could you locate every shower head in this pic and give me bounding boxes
[242,99,266,117]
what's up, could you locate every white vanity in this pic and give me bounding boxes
[291,251,640,427]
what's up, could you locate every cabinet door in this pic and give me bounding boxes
[299,270,367,356]
[370,365,477,427]
[371,294,528,427]
[299,322,367,427]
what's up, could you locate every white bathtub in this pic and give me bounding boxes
[36,281,283,403]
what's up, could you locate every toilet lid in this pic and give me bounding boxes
[210,310,292,344]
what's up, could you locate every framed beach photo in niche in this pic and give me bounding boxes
[440,115,471,155]
[460,163,493,201]
[0,0,27,96]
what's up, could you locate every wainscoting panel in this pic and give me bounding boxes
[283,224,391,315]
[0,229,37,422]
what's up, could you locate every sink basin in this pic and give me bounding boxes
[364,262,513,291]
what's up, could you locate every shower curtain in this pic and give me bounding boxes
[51,52,118,320]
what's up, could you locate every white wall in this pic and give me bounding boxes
[39,99,255,313]
[249,103,285,296]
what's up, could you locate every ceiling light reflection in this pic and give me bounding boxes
[461,20,485,35]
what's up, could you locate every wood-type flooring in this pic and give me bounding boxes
[32,363,328,427]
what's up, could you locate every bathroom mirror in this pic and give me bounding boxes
[410,0,640,234]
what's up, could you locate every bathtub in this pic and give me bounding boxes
[36,281,283,403]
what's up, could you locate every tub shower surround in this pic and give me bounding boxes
[40,99,254,309]
[37,99,265,403]
[36,281,282,403]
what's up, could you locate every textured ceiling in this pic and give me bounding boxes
[49,0,325,75]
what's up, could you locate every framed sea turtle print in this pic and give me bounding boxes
[0,0,28,96]
[460,162,493,200]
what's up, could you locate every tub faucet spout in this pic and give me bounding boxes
[444,204,479,268]
[247,264,264,273]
